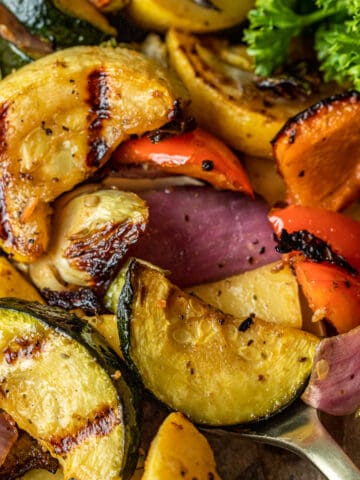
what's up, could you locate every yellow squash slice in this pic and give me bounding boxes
[0,45,187,262]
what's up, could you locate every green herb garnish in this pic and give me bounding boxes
[244,0,360,89]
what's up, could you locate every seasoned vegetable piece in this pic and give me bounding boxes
[142,412,222,480]
[129,186,280,287]
[0,256,43,302]
[1,0,116,47]
[302,326,360,416]
[28,187,148,293]
[269,205,360,272]
[126,0,254,33]
[89,0,128,12]
[0,5,52,75]
[273,91,360,210]
[166,30,336,157]
[112,259,319,425]
[111,127,253,194]
[188,262,302,328]
[0,45,187,261]
[0,299,141,480]
[295,261,360,334]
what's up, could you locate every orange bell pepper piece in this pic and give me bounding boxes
[269,205,360,272]
[272,91,360,211]
[295,261,360,334]
[111,128,254,196]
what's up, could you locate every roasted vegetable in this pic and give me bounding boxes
[269,205,360,273]
[110,258,319,425]
[1,428,59,479]
[243,155,286,205]
[273,91,360,211]
[295,261,360,334]
[126,0,254,33]
[89,0,128,12]
[0,299,141,480]
[1,0,116,48]
[302,326,360,415]
[0,45,187,261]
[142,412,222,480]
[166,30,337,157]
[0,5,52,75]
[28,187,148,294]
[0,256,43,302]
[188,261,302,328]
[129,186,280,287]
[111,127,253,194]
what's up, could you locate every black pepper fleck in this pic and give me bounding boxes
[202,159,214,171]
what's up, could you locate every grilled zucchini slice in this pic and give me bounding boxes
[112,259,319,425]
[0,299,140,480]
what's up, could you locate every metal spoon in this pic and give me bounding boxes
[202,400,360,480]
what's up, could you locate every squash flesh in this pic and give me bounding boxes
[117,260,319,425]
[0,45,187,261]
[142,412,221,480]
[126,0,254,33]
[188,262,302,328]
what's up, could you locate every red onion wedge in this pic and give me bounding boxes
[0,412,18,466]
[130,186,280,287]
[302,327,360,415]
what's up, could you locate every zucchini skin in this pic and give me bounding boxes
[115,259,320,426]
[0,298,141,480]
[1,0,111,48]
[0,37,32,76]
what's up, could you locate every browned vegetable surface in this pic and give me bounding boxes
[0,45,187,262]
[273,91,360,211]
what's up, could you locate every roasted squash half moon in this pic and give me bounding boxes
[126,0,254,33]
[0,298,141,480]
[111,259,319,425]
[0,45,188,262]
[166,30,340,158]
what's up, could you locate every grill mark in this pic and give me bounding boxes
[0,104,13,243]
[3,336,44,365]
[49,406,121,456]
[64,220,146,290]
[86,69,111,168]
[0,103,9,154]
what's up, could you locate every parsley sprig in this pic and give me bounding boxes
[244,0,360,89]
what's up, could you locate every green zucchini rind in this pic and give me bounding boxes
[0,37,32,76]
[114,258,320,426]
[0,298,141,480]
[2,0,116,48]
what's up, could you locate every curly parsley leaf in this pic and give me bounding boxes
[243,0,357,85]
[315,10,360,89]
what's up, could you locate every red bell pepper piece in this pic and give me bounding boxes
[295,261,360,334]
[111,128,253,196]
[269,205,360,272]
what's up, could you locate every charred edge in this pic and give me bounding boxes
[146,99,196,144]
[276,229,358,276]
[3,336,44,365]
[0,173,13,243]
[255,77,309,100]
[64,221,146,290]
[41,288,106,315]
[86,69,110,168]
[50,406,121,456]
[0,103,9,155]
[271,90,360,146]
[191,0,222,11]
